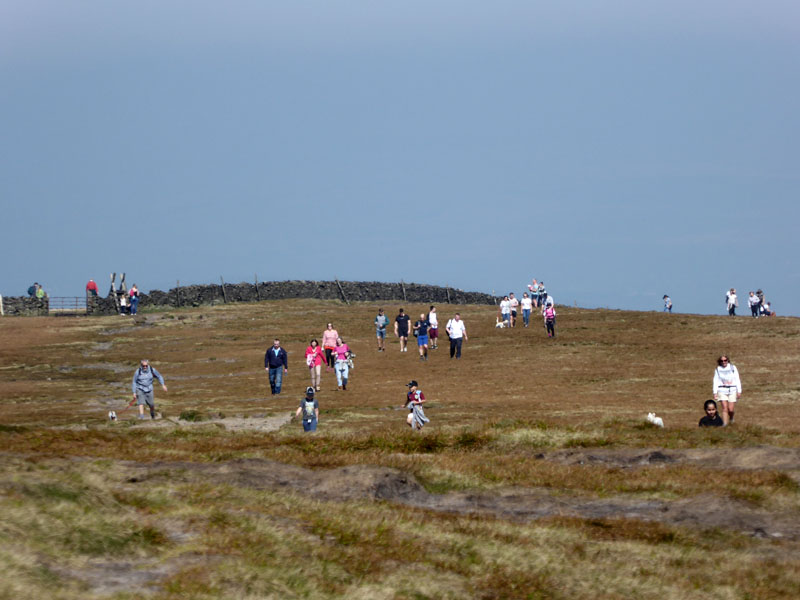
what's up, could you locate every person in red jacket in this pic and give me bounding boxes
[86,279,99,297]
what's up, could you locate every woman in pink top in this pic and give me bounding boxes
[333,337,352,391]
[305,338,325,392]
[321,323,339,372]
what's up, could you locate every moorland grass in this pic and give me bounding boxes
[1,300,800,598]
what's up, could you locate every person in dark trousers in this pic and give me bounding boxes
[543,302,557,337]
[395,308,411,353]
[295,387,319,432]
[265,338,289,395]
[445,313,467,359]
[131,359,167,420]
[699,399,724,427]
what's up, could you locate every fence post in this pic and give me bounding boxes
[0,294,4,316]
[176,280,181,307]
[335,278,350,305]
[220,276,228,303]
[255,274,261,301]
[401,280,407,302]
[446,285,451,304]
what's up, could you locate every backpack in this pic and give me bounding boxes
[28,285,36,296]
[545,307,555,320]
[302,399,316,420]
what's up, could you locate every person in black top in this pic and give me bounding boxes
[394,308,411,353]
[699,399,724,427]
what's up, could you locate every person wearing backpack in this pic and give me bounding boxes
[543,302,557,338]
[131,359,168,420]
[295,387,319,432]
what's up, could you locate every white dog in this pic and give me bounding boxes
[646,412,664,428]
[495,318,507,328]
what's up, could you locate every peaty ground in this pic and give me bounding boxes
[1,300,800,599]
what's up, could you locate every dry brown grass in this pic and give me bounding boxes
[1,300,800,598]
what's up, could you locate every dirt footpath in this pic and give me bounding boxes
[122,453,800,541]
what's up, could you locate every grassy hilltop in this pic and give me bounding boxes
[1,300,799,599]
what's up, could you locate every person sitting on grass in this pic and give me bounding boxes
[699,399,724,427]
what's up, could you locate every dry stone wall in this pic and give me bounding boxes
[3,281,498,316]
[1,296,49,316]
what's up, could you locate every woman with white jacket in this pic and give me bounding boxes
[713,355,742,426]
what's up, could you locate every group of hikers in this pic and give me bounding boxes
[86,279,141,315]
[725,288,774,317]
[375,306,468,360]
[119,274,756,434]
[128,348,746,432]
[497,278,557,337]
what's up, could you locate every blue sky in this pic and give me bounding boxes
[2,1,798,315]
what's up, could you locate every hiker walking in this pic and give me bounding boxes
[131,359,167,420]
[498,296,511,327]
[295,387,319,432]
[528,279,539,307]
[129,284,140,315]
[726,289,738,316]
[537,282,547,307]
[305,339,325,392]
[264,338,289,395]
[405,380,429,430]
[445,313,467,359]
[428,306,439,349]
[713,355,741,426]
[748,291,759,318]
[663,295,672,313]
[509,292,519,327]
[322,323,339,372]
[542,301,557,337]
[413,313,430,361]
[520,292,533,327]
[374,308,389,351]
[333,337,352,390]
[394,308,411,352]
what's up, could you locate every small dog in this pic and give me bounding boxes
[495,318,507,328]
[108,410,117,421]
[646,412,664,427]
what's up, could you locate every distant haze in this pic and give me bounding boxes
[2,1,798,316]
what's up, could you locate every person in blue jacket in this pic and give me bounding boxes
[132,359,167,420]
[264,338,289,395]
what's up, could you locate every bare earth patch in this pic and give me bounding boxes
[120,455,800,540]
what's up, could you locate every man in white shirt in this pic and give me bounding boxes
[445,313,468,359]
